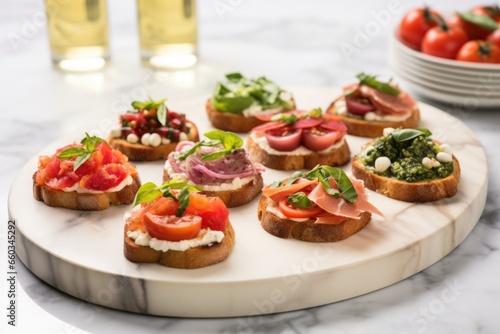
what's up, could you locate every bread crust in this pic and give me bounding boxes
[124,221,235,269]
[326,98,420,138]
[257,196,371,242]
[33,173,141,211]
[163,170,264,208]
[246,135,351,170]
[108,123,199,161]
[205,98,295,133]
[351,154,461,202]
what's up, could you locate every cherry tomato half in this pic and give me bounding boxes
[302,129,342,151]
[264,128,302,151]
[487,29,500,47]
[398,7,443,50]
[421,25,468,59]
[456,40,500,63]
[143,212,202,241]
[278,197,325,219]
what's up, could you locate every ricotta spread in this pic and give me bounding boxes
[127,228,225,252]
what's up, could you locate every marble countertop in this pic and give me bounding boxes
[2,0,499,333]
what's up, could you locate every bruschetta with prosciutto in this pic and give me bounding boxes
[257,165,383,242]
[326,73,420,138]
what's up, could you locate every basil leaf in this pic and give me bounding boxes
[57,147,86,159]
[212,96,254,114]
[134,182,162,206]
[175,186,191,217]
[391,128,432,143]
[270,180,281,188]
[357,73,400,96]
[288,192,312,209]
[459,11,498,31]
[226,72,243,81]
[157,103,167,126]
[73,153,91,171]
[81,132,104,152]
[317,173,340,198]
[131,101,147,109]
[285,171,304,186]
[201,149,230,161]
[177,142,204,161]
[204,130,243,151]
[322,166,358,203]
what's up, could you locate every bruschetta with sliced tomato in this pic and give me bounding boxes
[33,133,141,211]
[326,73,420,138]
[124,179,235,269]
[257,165,383,242]
[246,109,351,170]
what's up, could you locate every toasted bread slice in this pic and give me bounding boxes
[163,170,264,208]
[206,99,295,133]
[257,196,371,242]
[33,174,141,211]
[326,98,420,138]
[246,135,350,171]
[108,123,199,161]
[124,221,235,269]
[351,155,460,202]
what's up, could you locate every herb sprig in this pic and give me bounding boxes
[57,133,105,171]
[131,98,168,126]
[345,73,400,96]
[390,128,432,143]
[133,179,201,217]
[178,130,244,161]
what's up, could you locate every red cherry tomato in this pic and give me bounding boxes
[447,13,494,40]
[319,120,348,132]
[278,198,325,219]
[421,25,468,59]
[456,40,500,63]
[472,5,500,22]
[345,97,375,115]
[143,212,202,242]
[264,128,302,152]
[302,130,342,151]
[487,29,500,47]
[292,118,323,129]
[398,7,443,50]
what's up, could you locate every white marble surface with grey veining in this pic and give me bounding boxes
[1,0,500,333]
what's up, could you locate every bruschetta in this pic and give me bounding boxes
[124,179,235,269]
[109,98,199,161]
[33,133,141,211]
[326,73,420,138]
[351,127,460,202]
[257,165,383,242]
[163,130,264,208]
[246,109,351,170]
[206,72,295,132]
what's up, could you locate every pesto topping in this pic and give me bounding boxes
[360,128,454,182]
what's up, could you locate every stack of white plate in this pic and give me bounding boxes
[389,31,500,108]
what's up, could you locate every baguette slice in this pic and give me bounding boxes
[108,123,199,161]
[33,173,141,211]
[326,98,420,138]
[257,196,372,242]
[124,221,235,269]
[247,135,351,170]
[351,155,460,202]
[206,98,295,133]
[163,170,264,208]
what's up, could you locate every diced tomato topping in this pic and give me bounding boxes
[184,193,229,231]
[80,163,129,191]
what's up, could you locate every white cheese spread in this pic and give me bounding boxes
[127,228,225,252]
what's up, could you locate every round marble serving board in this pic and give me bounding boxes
[8,87,487,318]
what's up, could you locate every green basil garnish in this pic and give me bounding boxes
[288,192,313,209]
[57,133,105,171]
[459,11,498,31]
[131,98,168,126]
[305,165,358,203]
[390,128,432,143]
[134,182,163,207]
[346,73,400,96]
[178,130,244,162]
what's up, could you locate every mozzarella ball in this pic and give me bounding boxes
[375,156,391,172]
[141,133,151,146]
[436,152,452,163]
[127,133,139,144]
[149,133,162,147]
